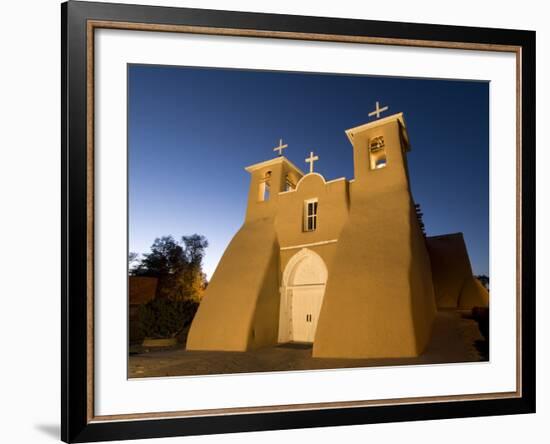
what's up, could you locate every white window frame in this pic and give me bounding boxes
[303,198,318,232]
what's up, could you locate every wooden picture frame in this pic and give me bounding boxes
[62,1,536,442]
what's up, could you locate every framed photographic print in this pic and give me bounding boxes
[61,1,536,442]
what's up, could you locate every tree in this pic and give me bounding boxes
[414,202,426,236]
[133,236,184,277]
[179,234,208,301]
[128,252,140,273]
[137,298,199,339]
[181,234,208,267]
[132,235,208,301]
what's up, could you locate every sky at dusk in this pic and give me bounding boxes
[128,64,489,278]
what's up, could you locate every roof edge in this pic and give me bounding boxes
[345,112,406,143]
[244,156,305,176]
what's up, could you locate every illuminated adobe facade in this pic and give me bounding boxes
[186,111,488,358]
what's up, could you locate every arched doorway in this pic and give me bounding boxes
[278,248,328,343]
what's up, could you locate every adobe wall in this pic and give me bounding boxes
[426,233,488,309]
[312,118,436,358]
[188,114,443,356]
[276,172,349,272]
[186,221,281,351]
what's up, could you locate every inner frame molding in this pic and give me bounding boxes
[85,18,523,424]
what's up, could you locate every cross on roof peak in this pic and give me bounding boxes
[368,101,389,119]
[305,151,319,174]
[273,138,288,156]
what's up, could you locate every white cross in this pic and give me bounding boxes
[273,138,288,156]
[305,151,319,174]
[368,101,389,119]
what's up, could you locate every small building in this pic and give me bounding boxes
[129,276,158,342]
[426,233,489,309]
[129,276,158,305]
[186,110,488,359]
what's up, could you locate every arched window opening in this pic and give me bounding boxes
[285,174,296,192]
[369,136,387,170]
[258,171,272,201]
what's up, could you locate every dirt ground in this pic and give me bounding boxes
[128,310,485,378]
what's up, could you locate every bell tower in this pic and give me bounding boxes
[345,111,412,195]
[313,107,436,359]
[243,156,304,221]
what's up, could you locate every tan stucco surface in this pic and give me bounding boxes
[187,113,482,358]
[426,233,489,309]
[312,118,435,358]
[186,221,280,351]
[459,277,489,309]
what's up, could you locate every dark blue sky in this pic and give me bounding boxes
[128,65,489,278]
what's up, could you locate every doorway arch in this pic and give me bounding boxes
[278,248,328,343]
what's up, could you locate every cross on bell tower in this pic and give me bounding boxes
[368,101,389,119]
[273,139,288,156]
[305,151,319,174]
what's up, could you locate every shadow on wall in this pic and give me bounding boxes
[186,221,281,352]
[407,199,437,356]
[426,233,489,310]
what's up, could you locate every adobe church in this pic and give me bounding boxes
[186,104,488,359]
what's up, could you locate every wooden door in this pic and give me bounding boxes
[291,285,325,343]
[308,285,324,342]
[291,288,309,342]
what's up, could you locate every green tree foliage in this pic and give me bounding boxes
[137,298,199,339]
[181,234,208,267]
[132,235,208,301]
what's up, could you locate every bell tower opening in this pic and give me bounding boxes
[244,155,304,220]
[258,171,271,201]
[345,112,411,183]
[369,136,387,170]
